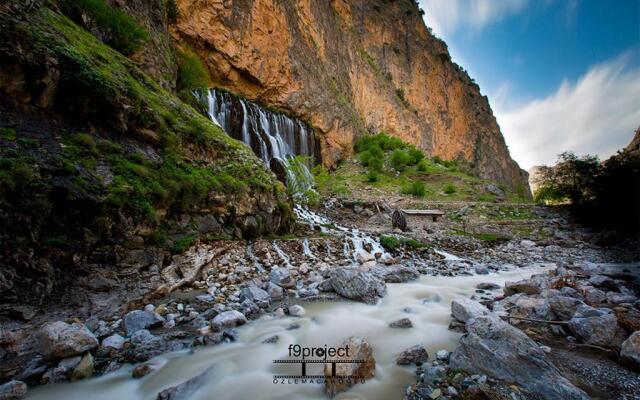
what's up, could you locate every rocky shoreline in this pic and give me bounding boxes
[1,202,639,399]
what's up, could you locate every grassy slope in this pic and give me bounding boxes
[0,5,291,249]
[315,157,529,203]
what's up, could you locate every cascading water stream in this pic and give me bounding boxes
[204,89,318,196]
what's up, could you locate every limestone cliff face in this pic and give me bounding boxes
[173,0,529,191]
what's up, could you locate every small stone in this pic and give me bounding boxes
[144,304,155,313]
[396,345,429,365]
[70,353,94,381]
[262,335,279,344]
[288,304,306,317]
[477,282,500,290]
[429,388,442,399]
[132,363,155,378]
[436,349,449,362]
[389,318,413,328]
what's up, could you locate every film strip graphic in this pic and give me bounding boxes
[273,359,365,379]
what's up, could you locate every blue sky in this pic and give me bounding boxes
[419,0,640,169]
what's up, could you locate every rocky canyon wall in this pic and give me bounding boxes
[173,0,529,191]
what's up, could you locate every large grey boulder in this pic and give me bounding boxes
[620,331,640,368]
[451,298,489,323]
[123,310,163,336]
[0,380,27,399]
[369,264,419,283]
[329,268,387,304]
[38,321,99,360]
[450,316,589,400]
[211,310,247,331]
[510,296,555,321]
[270,267,295,288]
[568,305,619,347]
[239,283,270,307]
[503,275,546,296]
[549,296,584,320]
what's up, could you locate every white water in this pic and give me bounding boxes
[28,265,549,400]
[205,89,317,195]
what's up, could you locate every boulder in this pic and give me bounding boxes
[324,337,375,396]
[356,251,375,264]
[123,310,163,336]
[504,277,543,296]
[510,296,555,321]
[69,353,94,381]
[211,310,247,331]
[549,296,584,320]
[389,318,413,328]
[477,283,500,290]
[0,380,27,400]
[568,307,619,347]
[396,345,429,365]
[38,321,98,360]
[102,334,125,350]
[369,264,419,283]
[267,282,284,301]
[270,267,295,288]
[620,331,640,368]
[239,284,270,307]
[450,316,589,400]
[288,304,305,317]
[451,298,489,323]
[330,268,386,304]
[157,367,213,400]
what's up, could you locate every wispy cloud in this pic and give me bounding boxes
[420,0,530,37]
[495,53,640,170]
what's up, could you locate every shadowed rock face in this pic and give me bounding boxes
[173,0,530,192]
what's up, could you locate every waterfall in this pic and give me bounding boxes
[204,89,318,196]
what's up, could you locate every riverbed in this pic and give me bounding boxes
[28,265,549,400]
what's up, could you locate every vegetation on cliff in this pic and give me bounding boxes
[314,133,528,203]
[0,1,292,305]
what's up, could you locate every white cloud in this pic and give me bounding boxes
[495,53,640,170]
[420,0,530,37]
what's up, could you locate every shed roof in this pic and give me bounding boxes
[402,209,445,216]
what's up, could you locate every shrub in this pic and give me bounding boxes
[355,133,405,153]
[62,0,148,55]
[379,235,399,251]
[444,183,456,194]
[401,180,425,197]
[416,160,429,172]
[390,149,410,171]
[406,147,424,165]
[171,234,197,254]
[177,50,210,94]
[366,170,379,182]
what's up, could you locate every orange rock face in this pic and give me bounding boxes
[173,0,529,191]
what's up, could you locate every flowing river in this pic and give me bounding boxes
[28,265,549,400]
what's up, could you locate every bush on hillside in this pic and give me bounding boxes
[177,50,210,94]
[401,180,425,197]
[61,0,148,55]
